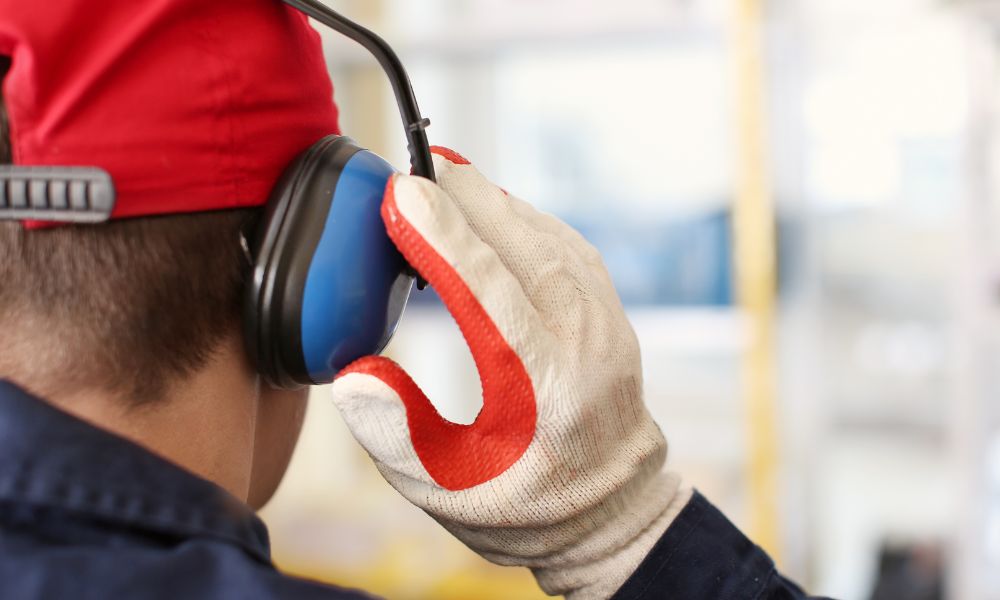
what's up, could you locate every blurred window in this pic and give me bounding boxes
[361,5,737,305]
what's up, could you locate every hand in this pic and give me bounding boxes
[331,148,691,599]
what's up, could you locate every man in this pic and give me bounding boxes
[0,0,824,598]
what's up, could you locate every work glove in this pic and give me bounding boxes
[331,148,692,599]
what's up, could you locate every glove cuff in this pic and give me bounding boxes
[532,472,693,599]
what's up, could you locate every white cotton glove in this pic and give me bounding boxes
[331,148,692,599]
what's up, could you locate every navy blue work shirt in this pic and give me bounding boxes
[0,380,825,599]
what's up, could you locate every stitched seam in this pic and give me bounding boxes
[0,471,268,563]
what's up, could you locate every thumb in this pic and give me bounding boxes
[330,358,435,487]
[332,355,532,492]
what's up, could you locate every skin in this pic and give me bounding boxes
[26,335,308,510]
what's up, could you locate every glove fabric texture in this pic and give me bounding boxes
[331,148,692,599]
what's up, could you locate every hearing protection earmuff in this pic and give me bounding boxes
[243,136,414,389]
[0,0,435,390]
[244,0,435,389]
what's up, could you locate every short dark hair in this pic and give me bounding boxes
[0,58,256,403]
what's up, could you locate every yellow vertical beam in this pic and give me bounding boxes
[731,0,781,561]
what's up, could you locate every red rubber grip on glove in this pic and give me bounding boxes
[339,148,537,491]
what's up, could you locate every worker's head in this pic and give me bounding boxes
[0,0,340,508]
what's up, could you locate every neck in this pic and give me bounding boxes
[39,337,260,501]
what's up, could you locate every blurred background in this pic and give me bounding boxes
[259,0,1000,598]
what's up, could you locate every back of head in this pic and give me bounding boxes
[0,0,339,404]
[0,65,252,403]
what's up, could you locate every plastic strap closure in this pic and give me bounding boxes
[0,166,116,223]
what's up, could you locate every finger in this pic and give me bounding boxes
[354,176,546,491]
[426,148,604,334]
[506,195,606,274]
[431,146,606,273]
[384,172,554,353]
[429,148,636,352]
[503,194,633,333]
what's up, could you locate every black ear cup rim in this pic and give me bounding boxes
[244,141,323,389]
[244,135,364,389]
[256,138,334,385]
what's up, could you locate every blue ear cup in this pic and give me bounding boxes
[244,135,414,389]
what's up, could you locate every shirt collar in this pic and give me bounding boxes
[0,380,271,563]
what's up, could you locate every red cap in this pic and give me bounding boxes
[0,0,340,223]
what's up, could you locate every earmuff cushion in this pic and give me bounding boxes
[298,149,413,383]
[245,136,413,388]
